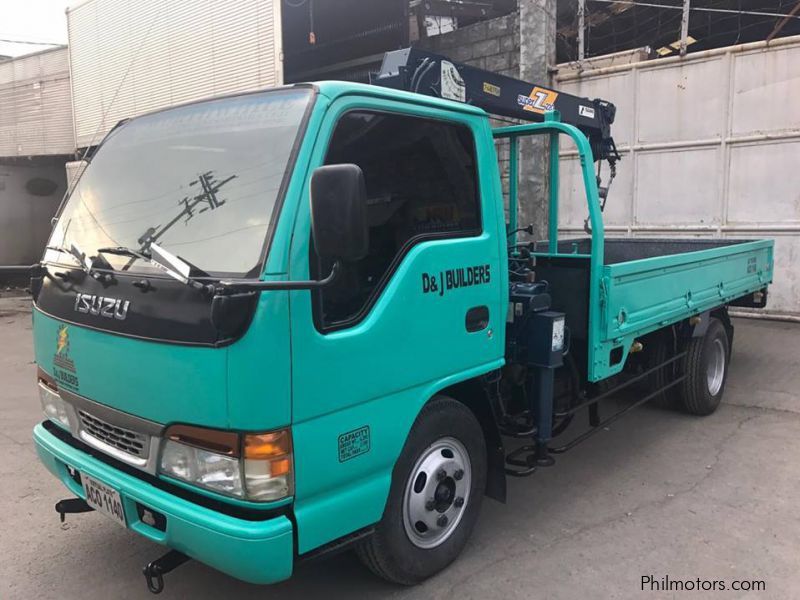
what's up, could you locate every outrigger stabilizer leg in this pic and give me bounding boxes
[531,365,557,467]
[504,312,567,476]
[55,497,93,522]
[143,550,191,594]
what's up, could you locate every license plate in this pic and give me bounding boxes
[82,474,126,527]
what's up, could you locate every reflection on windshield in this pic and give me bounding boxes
[135,171,237,261]
[47,88,312,277]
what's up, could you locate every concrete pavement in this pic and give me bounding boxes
[1,296,798,599]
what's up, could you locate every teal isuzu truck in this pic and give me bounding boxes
[30,49,773,592]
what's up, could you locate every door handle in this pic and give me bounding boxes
[465,306,489,332]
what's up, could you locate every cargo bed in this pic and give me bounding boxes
[496,120,774,382]
[533,237,774,381]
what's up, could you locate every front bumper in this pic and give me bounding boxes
[34,423,295,585]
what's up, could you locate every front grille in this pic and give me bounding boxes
[78,410,149,459]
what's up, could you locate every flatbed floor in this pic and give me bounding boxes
[539,237,759,265]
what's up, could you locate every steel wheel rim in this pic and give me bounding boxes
[706,338,726,396]
[402,437,472,549]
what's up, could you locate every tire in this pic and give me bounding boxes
[678,317,730,416]
[356,395,487,585]
[646,333,679,410]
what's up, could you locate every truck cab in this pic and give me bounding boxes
[31,77,772,590]
[33,82,509,586]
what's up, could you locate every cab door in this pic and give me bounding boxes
[288,95,506,554]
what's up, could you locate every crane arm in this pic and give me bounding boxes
[371,48,620,166]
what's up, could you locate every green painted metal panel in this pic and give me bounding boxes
[32,309,230,428]
[545,111,561,253]
[494,117,774,382]
[495,119,607,381]
[225,290,292,431]
[291,361,501,553]
[590,239,774,378]
[604,239,773,339]
[508,135,518,244]
[285,91,507,553]
[34,295,294,432]
[34,424,295,584]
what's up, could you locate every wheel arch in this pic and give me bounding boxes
[711,306,734,355]
[437,375,506,503]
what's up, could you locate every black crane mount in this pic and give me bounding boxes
[371,47,620,166]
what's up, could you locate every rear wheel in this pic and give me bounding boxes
[678,317,730,415]
[645,332,679,409]
[356,396,486,584]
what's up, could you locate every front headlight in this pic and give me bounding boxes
[160,439,243,497]
[159,425,293,502]
[38,382,71,430]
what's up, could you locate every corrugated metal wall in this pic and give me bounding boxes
[555,35,800,318]
[0,47,74,157]
[67,0,283,149]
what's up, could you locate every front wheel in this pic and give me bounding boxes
[679,317,730,415]
[356,396,487,584]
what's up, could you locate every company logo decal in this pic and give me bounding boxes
[517,86,559,114]
[53,324,80,391]
[73,293,130,321]
[422,264,491,297]
[483,81,501,97]
[56,324,69,356]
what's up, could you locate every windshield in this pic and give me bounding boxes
[46,88,312,277]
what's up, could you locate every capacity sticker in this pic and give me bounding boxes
[338,426,371,462]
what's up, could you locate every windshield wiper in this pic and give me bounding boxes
[98,244,214,293]
[46,242,91,273]
[96,246,150,261]
[46,242,110,276]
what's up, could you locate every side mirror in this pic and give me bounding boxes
[310,164,368,263]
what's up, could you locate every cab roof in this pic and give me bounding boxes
[312,80,489,119]
[101,80,489,143]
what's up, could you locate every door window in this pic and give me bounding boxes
[313,110,481,329]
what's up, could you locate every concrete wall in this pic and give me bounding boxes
[415,4,556,236]
[0,47,73,269]
[417,13,520,77]
[518,0,557,237]
[416,13,521,220]
[0,159,66,266]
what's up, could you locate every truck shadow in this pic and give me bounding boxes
[140,402,717,599]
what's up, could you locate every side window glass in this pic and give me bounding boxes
[314,111,481,329]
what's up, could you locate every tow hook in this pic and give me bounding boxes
[142,550,191,594]
[55,497,93,522]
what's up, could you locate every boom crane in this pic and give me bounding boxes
[371,48,621,203]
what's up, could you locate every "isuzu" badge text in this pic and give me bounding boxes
[73,293,130,321]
